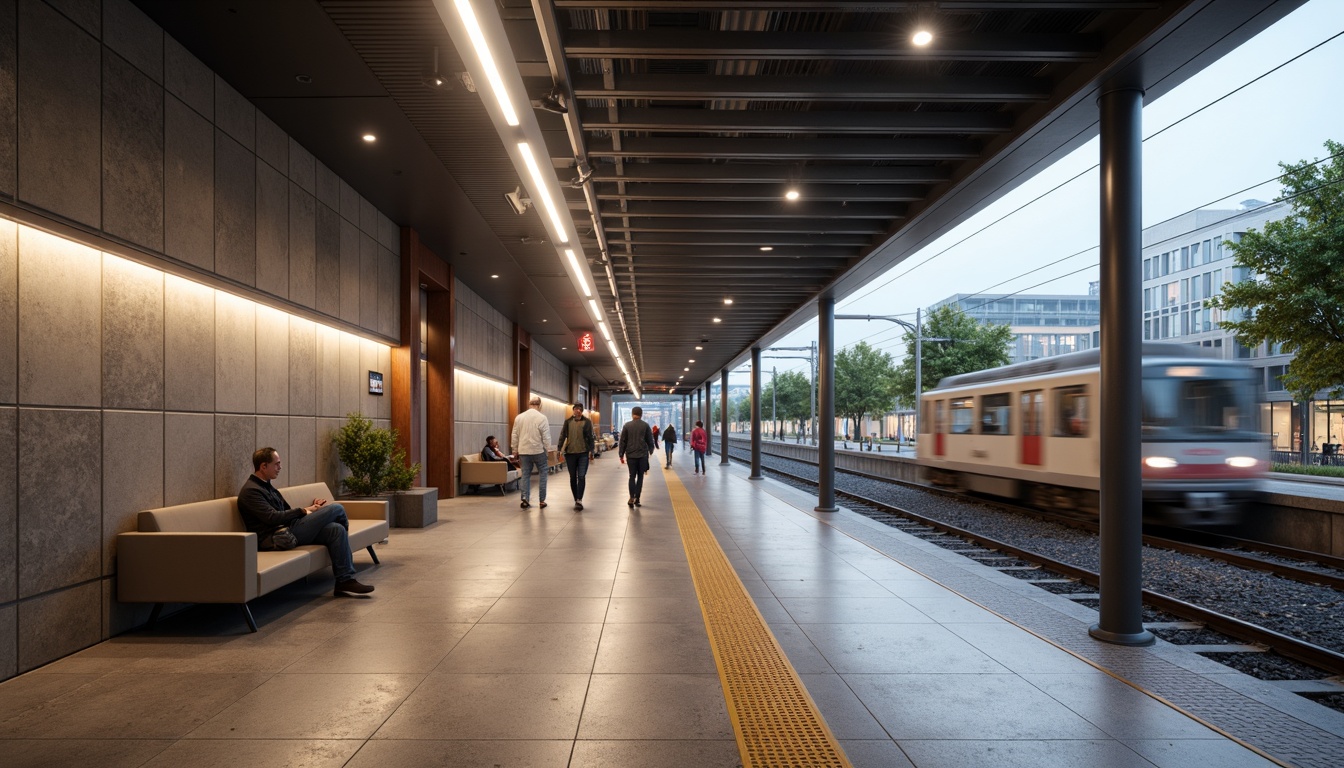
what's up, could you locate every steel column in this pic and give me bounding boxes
[750,347,763,479]
[1091,87,1153,647]
[817,297,837,512]
[720,370,730,464]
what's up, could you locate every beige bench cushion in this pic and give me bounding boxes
[139,497,244,533]
[256,550,314,594]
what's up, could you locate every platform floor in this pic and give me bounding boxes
[1,454,1341,767]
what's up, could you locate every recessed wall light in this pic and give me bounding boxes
[912,30,934,46]
[784,189,800,201]
[362,134,376,142]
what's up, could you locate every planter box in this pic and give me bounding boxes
[391,487,438,528]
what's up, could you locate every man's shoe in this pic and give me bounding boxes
[627,497,635,507]
[520,500,530,509]
[574,502,583,511]
[634,498,641,507]
[335,579,374,596]
[539,501,547,509]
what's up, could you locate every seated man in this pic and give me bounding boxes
[238,447,374,597]
[482,435,520,469]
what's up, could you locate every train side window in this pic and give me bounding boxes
[950,397,975,434]
[980,393,1011,435]
[1021,390,1043,436]
[1053,385,1089,437]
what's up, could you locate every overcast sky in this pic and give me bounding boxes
[728,0,1344,385]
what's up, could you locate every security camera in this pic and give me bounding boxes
[534,86,568,115]
[504,186,532,215]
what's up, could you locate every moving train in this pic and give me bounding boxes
[916,343,1266,526]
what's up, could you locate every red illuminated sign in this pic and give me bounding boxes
[578,331,595,352]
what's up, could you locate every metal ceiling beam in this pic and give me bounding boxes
[593,183,926,202]
[604,218,887,234]
[562,30,1101,61]
[623,246,856,258]
[598,200,901,219]
[607,232,875,247]
[571,74,1052,102]
[585,136,978,160]
[591,164,950,184]
[578,107,1014,134]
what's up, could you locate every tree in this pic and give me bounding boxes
[1206,139,1344,401]
[764,370,811,436]
[835,341,900,437]
[891,305,1014,407]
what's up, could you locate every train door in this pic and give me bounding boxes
[934,399,946,456]
[1020,390,1043,465]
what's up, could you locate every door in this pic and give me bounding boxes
[1021,390,1043,465]
[934,399,946,456]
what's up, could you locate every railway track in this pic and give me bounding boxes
[726,448,1344,678]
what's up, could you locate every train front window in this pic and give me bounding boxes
[1142,371,1256,434]
[950,398,975,434]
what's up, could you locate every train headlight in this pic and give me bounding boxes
[1144,456,1178,469]
[1225,456,1259,468]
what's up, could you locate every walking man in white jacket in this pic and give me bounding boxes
[511,395,552,509]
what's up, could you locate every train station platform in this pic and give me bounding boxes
[2,456,1341,767]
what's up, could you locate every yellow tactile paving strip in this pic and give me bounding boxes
[666,472,852,768]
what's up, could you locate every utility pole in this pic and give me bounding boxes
[835,311,946,437]
[763,346,816,444]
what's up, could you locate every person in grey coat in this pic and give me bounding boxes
[618,406,656,507]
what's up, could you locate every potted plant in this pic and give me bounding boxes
[334,413,436,527]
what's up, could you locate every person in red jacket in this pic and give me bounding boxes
[690,420,709,475]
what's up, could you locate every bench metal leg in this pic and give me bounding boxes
[366,545,380,565]
[147,603,163,630]
[240,604,258,633]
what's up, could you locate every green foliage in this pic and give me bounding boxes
[892,305,1014,406]
[734,393,753,422]
[1271,462,1344,479]
[835,341,900,430]
[334,412,422,496]
[762,370,812,434]
[1206,139,1344,401]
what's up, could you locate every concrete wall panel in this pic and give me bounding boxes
[315,324,340,418]
[254,304,288,415]
[0,604,13,680]
[102,410,163,576]
[254,160,288,299]
[359,233,378,332]
[18,228,101,407]
[316,416,342,494]
[163,274,214,412]
[213,414,255,498]
[104,0,161,83]
[17,582,100,673]
[0,219,15,404]
[378,246,398,339]
[214,292,255,414]
[19,408,100,596]
[164,411,212,506]
[102,51,164,251]
[339,332,359,418]
[213,130,255,286]
[163,94,213,271]
[338,217,359,325]
[254,110,287,174]
[314,203,340,319]
[359,195,377,237]
[315,160,338,211]
[288,416,316,486]
[44,0,97,35]
[0,407,14,603]
[0,0,16,198]
[288,316,316,417]
[17,0,101,227]
[213,75,253,152]
[255,415,287,467]
[163,33,211,121]
[102,255,164,410]
[339,178,358,224]
[288,182,315,309]
[288,137,315,196]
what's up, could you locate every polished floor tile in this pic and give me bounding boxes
[346,739,574,768]
[800,622,1008,674]
[570,739,742,767]
[593,622,718,674]
[577,673,734,740]
[373,673,589,740]
[3,739,174,768]
[434,622,602,674]
[185,673,422,739]
[898,739,1154,768]
[140,738,361,768]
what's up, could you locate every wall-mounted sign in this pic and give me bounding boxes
[368,371,384,395]
[577,331,595,352]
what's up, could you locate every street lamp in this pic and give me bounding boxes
[834,309,948,437]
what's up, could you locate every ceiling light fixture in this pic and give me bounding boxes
[712,317,722,323]
[784,189,800,201]
[490,274,499,278]
[689,359,695,363]
[598,321,612,342]
[684,367,690,372]
[565,249,591,297]
[723,298,733,305]
[518,142,569,243]
[422,46,451,89]
[760,246,773,252]
[453,0,519,126]
[695,346,703,350]
[588,298,600,318]
[361,134,376,143]
[912,29,934,46]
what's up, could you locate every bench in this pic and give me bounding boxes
[459,453,520,494]
[116,482,389,632]
[547,449,566,474]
